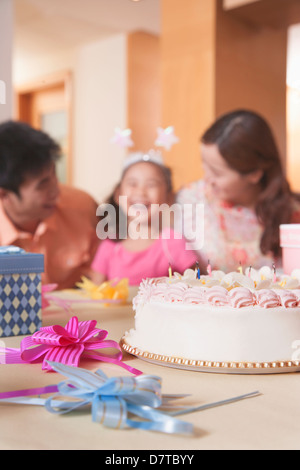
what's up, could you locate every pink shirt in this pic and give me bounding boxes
[92,229,198,285]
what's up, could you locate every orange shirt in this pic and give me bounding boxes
[0,185,100,290]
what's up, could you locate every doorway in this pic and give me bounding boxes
[15,71,72,185]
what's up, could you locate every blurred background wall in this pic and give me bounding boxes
[1,0,300,202]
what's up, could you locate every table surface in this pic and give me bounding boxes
[0,289,300,451]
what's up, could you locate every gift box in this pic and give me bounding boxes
[0,246,44,337]
[280,224,300,274]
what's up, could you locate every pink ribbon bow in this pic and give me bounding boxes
[0,316,142,375]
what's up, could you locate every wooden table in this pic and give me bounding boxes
[0,290,300,451]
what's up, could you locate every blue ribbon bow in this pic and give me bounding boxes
[44,362,193,435]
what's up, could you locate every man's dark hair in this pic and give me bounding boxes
[0,120,61,195]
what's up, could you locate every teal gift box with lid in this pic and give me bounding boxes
[0,246,44,337]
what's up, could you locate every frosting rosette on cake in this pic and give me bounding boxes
[275,290,298,308]
[205,286,228,306]
[228,287,255,308]
[255,289,281,308]
[132,267,300,309]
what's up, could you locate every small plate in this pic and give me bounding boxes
[121,336,300,375]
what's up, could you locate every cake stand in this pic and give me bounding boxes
[121,336,300,375]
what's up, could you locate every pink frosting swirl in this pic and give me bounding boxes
[134,277,300,310]
[255,289,280,308]
[133,279,154,307]
[151,282,168,302]
[290,289,300,302]
[276,290,298,308]
[205,286,229,306]
[164,282,187,302]
[183,286,206,304]
[228,287,254,308]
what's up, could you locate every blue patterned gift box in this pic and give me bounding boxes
[0,246,44,337]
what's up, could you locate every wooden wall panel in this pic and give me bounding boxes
[161,0,290,190]
[223,0,261,8]
[127,32,161,153]
[161,0,217,190]
[287,86,300,192]
[216,0,287,162]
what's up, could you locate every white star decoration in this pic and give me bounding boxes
[110,127,134,148]
[154,126,179,151]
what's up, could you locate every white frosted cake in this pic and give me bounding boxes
[122,267,300,373]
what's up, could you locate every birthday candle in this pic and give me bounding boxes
[237,264,243,274]
[248,266,252,278]
[168,264,172,279]
[273,264,276,282]
[207,260,212,277]
[196,262,201,280]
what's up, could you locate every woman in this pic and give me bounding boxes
[176,109,300,272]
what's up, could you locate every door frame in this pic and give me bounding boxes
[15,70,73,185]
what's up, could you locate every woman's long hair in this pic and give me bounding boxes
[201,109,297,258]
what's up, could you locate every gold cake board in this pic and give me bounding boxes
[121,337,300,375]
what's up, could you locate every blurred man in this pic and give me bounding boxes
[0,120,99,289]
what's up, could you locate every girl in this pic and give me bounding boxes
[91,153,199,285]
[177,109,300,272]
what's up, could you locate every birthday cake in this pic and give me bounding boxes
[122,267,300,373]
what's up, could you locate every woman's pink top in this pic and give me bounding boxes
[91,229,197,285]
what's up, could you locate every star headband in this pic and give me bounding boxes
[111,126,179,170]
[122,149,164,170]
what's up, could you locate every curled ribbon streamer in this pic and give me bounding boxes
[0,316,142,376]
